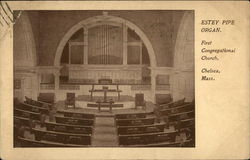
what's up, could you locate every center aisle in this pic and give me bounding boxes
[92,116,118,147]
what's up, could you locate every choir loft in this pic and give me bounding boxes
[14,10,195,147]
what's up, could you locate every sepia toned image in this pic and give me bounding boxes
[13,10,195,148]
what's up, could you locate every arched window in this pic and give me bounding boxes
[60,22,150,66]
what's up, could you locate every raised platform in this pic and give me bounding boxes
[55,100,155,117]
[76,94,135,102]
[87,103,124,108]
[75,100,134,110]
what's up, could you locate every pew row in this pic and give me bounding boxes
[118,131,177,145]
[180,118,195,129]
[15,102,49,114]
[25,96,52,108]
[45,121,93,134]
[160,103,194,116]
[55,116,95,126]
[115,117,155,126]
[14,108,41,121]
[115,113,148,119]
[123,139,193,147]
[33,128,91,145]
[58,111,95,120]
[168,110,195,122]
[117,123,165,135]
[159,98,186,109]
[14,116,40,126]
[18,137,90,147]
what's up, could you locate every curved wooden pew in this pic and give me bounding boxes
[117,123,165,135]
[168,110,194,122]
[33,128,91,145]
[14,116,40,126]
[115,113,148,119]
[118,130,178,145]
[159,98,186,109]
[160,103,194,115]
[15,102,49,114]
[25,96,52,108]
[55,116,94,126]
[14,108,41,121]
[18,137,90,147]
[45,121,93,134]
[115,117,155,126]
[58,110,95,120]
[123,139,193,147]
[179,118,195,129]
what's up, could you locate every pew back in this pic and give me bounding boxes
[45,121,93,134]
[159,98,186,109]
[33,128,91,145]
[16,102,49,114]
[25,96,52,108]
[58,111,95,120]
[55,116,94,126]
[14,108,41,121]
[18,137,89,147]
[116,117,155,126]
[117,123,165,135]
[115,113,147,119]
[168,110,194,122]
[119,131,177,145]
[160,103,194,116]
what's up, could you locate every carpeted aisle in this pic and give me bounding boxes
[92,116,118,147]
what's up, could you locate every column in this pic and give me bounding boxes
[32,71,39,100]
[172,70,180,101]
[169,73,174,97]
[139,42,142,65]
[37,72,41,93]
[123,24,128,65]
[151,69,156,103]
[68,42,71,64]
[54,69,60,90]
[54,68,60,102]
[83,27,88,64]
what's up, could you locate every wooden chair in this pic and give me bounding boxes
[135,93,146,110]
[38,93,55,104]
[65,93,75,109]
[155,94,172,105]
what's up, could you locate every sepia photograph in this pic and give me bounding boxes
[13,10,195,148]
[0,1,249,159]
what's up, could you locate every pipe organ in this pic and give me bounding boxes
[88,24,123,65]
[65,22,147,84]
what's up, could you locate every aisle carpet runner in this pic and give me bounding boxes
[92,117,118,147]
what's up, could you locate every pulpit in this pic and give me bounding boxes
[96,99,114,113]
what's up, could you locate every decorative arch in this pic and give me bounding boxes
[172,11,194,102]
[54,15,156,67]
[174,11,194,70]
[14,11,37,67]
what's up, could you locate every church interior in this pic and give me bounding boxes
[13,10,195,147]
